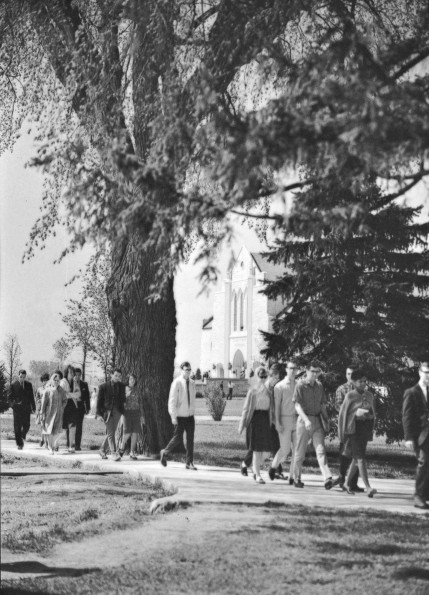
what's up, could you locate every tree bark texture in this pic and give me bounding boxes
[107,240,176,454]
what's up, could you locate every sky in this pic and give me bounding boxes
[0,133,263,378]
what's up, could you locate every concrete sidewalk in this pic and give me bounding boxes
[1,439,426,515]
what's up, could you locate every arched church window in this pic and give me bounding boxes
[239,291,244,331]
[243,289,247,330]
[233,292,237,331]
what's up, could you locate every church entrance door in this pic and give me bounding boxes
[232,349,245,378]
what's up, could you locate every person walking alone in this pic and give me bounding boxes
[160,362,197,470]
[8,370,35,450]
[403,361,429,509]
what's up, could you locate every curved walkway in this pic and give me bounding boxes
[1,439,424,516]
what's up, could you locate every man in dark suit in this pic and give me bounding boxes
[96,368,126,461]
[72,368,90,451]
[403,361,429,509]
[8,369,36,449]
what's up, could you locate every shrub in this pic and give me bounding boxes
[196,391,204,399]
[204,384,226,421]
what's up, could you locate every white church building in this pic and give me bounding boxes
[200,246,285,378]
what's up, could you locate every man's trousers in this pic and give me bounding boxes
[13,407,31,447]
[293,415,332,481]
[163,416,195,465]
[272,415,296,473]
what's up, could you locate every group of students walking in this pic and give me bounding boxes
[237,361,376,495]
[7,359,429,509]
[237,360,429,509]
[9,366,90,453]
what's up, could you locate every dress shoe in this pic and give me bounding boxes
[367,488,377,498]
[39,440,44,447]
[330,476,341,488]
[68,448,75,454]
[289,478,294,486]
[130,454,138,460]
[324,477,334,490]
[351,485,365,493]
[240,462,248,476]
[414,496,429,510]
[275,471,288,480]
[112,453,121,461]
[17,446,23,450]
[75,447,82,451]
[99,451,108,460]
[186,463,198,470]
[160,449,167,467]
[268,467,276,481]
[294,480,304,488]
[255,476,265,484]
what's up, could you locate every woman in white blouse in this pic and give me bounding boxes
[238,367,272,483]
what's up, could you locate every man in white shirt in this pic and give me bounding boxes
[160,361,197,470]
[269,361,297,483]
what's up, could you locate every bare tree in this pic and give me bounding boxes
[52,338,72,369]
[2,333,22,384]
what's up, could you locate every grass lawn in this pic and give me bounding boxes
[2,503,428,594]
[1,411,416,479]
[0,452,171,555]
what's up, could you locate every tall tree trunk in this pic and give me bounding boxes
[107,240,176,454]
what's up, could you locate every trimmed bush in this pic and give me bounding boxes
[204,384,226,421]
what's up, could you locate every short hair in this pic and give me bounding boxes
[40,373,50,382]
[74,367,82,374]
[351,369,366,381]
[346,364,356,371]
[180,361,191,369]
[269,363,281,373]
[113,368,122,375]
[54,370,63,379]
[18,369,26,375]
[306,361,321,370]
[129,373,137,382]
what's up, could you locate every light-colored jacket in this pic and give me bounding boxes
[274,377,296,422]
[238,385,272,434]
[168,376,196,420]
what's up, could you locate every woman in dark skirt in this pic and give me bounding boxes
[119,374,143,460]
[338,369,377,497]
[239,366,272,483]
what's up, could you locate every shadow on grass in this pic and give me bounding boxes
[1,560,98,578]
[392,566,429,581]
[315,541,405,556]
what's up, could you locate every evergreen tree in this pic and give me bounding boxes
[262,176,429,440]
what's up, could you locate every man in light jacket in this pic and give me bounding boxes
[160,361,197,470]
[268,361,297,483]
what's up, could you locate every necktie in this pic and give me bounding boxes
[186,379,190,409]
